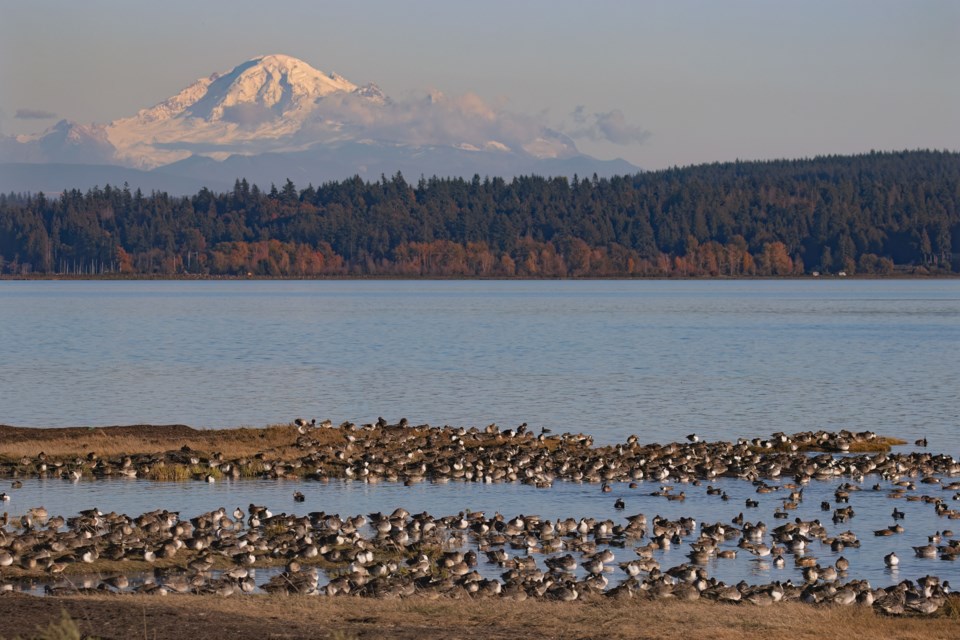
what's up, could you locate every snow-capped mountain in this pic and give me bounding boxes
[106,54,371,168]
[1,54,638,193]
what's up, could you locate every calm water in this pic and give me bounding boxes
[4,472,959,590]
[1,279,959,589]
[1,279,958,449]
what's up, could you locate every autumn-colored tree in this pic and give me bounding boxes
[116,246,134,274]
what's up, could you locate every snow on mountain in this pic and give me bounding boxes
[105,54,366,168]
[2,54,639,190]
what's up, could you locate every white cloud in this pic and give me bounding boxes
[298,89,551,153]
[562,106,650,145]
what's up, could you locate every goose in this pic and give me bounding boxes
[28,506,48,522]
[582,557,604,575]
[548,585,578,601]
[819,566,838,582]
[545,554,577,573]
[103,574,130,590]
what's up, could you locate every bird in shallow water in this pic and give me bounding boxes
[884,552,899,567]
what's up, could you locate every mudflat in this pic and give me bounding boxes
[2,593,958,640]
[1,423,956,639]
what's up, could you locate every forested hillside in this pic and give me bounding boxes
[1,150,958,277]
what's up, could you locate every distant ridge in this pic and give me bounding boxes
[0,163,233,196]
[2,150,957,279]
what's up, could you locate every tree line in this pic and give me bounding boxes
[1,150,958,277]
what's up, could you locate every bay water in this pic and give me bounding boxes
[1,279,959,590]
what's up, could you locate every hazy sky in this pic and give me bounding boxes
[1,0,957,169]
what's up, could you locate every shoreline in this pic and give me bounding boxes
[1,422,957,636]
[1,594,957,640]
[2,272,959,281]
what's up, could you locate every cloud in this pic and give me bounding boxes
[562,107,650,145]
[296,89,561,154]
[15,108,58,120]
[594,110,651,145]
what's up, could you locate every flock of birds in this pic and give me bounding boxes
[0,422,957,615]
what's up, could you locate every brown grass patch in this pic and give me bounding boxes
[0,423,346,461]
[0,595,957,640]
[751,436,908,454]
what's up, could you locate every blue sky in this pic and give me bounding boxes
[1,0,957,169]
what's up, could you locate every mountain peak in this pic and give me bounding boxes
[102,54,366,167]
[2,54,639,182]
[128,54,356,127]
[184,54,357,122]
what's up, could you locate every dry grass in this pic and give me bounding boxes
[0,424,346,461]
[847,436,909,452]
[17,610,83,640]
[0,595,957,640]
[751,436,908,454]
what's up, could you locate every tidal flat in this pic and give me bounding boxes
[0,421,957,640]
